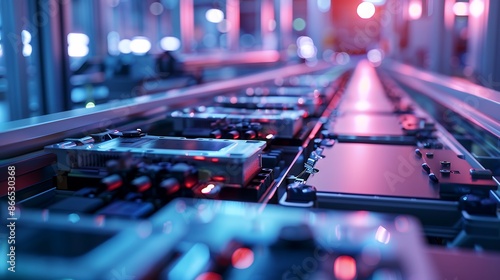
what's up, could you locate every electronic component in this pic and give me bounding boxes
[324,112,436,144]
[327,113,406,137]
[150,199,439,279]
[165,107,305,139]
[214,95,324,116]
[7,199,437,279]
[243,85,335,100]
[273,74,335,87]
[46,135,266,186]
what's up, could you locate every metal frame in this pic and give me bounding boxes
[0,1,30,120]
[38,0,71,114]
[0,1,72,121]
[383,60,500,138]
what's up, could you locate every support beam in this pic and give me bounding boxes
[1,1,30,120]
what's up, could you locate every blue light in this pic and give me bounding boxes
[68,213,80,223]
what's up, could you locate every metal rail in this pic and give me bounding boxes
[382,60,500,139]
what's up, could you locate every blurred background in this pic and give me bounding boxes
[0,0,498,123]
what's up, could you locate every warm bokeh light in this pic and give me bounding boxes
[357,2,376,19]
[367,49,383,65]
[297,36,313,46]
[201,184,216,194]
[453,2,469,16]
[231,248,254,269]
[334,255,357,280]
[67,33,89,46]
[130,36,151,55]
[408,0,422,20]
[297,36,316,59]
[23,44,33,57]
[160,36,181,51]
[22,30,32,44]
[67,32,90,57]
[118,39,132,54]
[67,45,88,58]
[206,8,224,23]
[375,225,391,244]
[469,0,484,17]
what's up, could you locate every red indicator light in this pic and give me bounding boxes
[231,248,254,269]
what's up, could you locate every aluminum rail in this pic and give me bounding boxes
[0,62,332,160]
[382,60,500,139]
